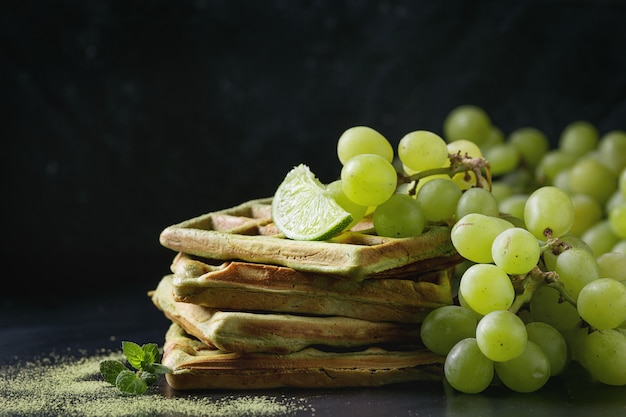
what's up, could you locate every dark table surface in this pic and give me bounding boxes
[1,288,625,417]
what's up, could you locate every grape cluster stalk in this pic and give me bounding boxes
[327,107,626,393]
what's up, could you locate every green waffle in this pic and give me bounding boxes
[159,197,461,280]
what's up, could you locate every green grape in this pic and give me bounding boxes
[525,321,569,376]
[491,227,541,275]
[476,310,528,362]
[398,130,449,172]
[341,154,398,206]
[480,125,505,150]
[456,187,499,218]
[451,213,514,263]
[490,181,514,203]
[325,180,368,230]
[372,193,425,238]
[443,105,492,146]
[581,219,621,257]
[569,193,604,237]
[483,144,520,176]
[606,189,625,214]
[620,168,626,197]
[554,246,600,299]
[500,166,536,194]
[415,178,462,222]
[499,213,526,229]
[568,157,617,206]
[535,149,577,185]
[457,286,484,319]
[494,340,551,393]
[411,173,451,193]
[508,127,549,168]
[498,193,528,220]
[597,251,626,280]
[336,126,393,165]
[597,130,626,175]
[459,264,515,315]
[528,285,582,331]
[401,163,417,176]
[612,240,626,255]
[560,325,589,364]
[420,305,478,355]
[524,186,575,240]
[608,204,626,238]
[452,171,479,191]
[577,278,626,330]
[447,139,483,159]
[579,329,626,386]
[444,338,494,394]
[552,168,572,192]
[559,120,599,157]
[542,234,592,272]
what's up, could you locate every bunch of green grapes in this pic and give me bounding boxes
[420,105,626,394]
[333,126,425,238]
[323,106,625,393]
[332,125,491,238]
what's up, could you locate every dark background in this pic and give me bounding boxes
[3,0,626,303]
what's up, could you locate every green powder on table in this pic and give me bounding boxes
[0,349,314,417]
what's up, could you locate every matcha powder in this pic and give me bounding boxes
[0,349,314,417]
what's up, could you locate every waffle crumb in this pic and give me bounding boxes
[0,349,314,417]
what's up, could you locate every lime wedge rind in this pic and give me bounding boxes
[272,164,353,241]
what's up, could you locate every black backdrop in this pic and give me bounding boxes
[3,0,626,302]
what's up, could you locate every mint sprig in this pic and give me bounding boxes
[100,341,171,395]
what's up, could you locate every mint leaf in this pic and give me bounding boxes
[143,362,171,375]
[122,341,145,370]
[99,360,127,385]
[142,343,160,365]
[116,369,147,395]
[150,363,172,374]
[100,340,170,395]
[140,371,158,386]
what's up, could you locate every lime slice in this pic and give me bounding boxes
[272,164,353,241]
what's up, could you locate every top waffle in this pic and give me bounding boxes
[159,197,461,279]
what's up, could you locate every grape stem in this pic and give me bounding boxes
[539,237,571,256]
[508,266,577,314]
[508,268,545,314]
[535,238,578,306]
[399,153,492,195]
[546,282,578,307]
